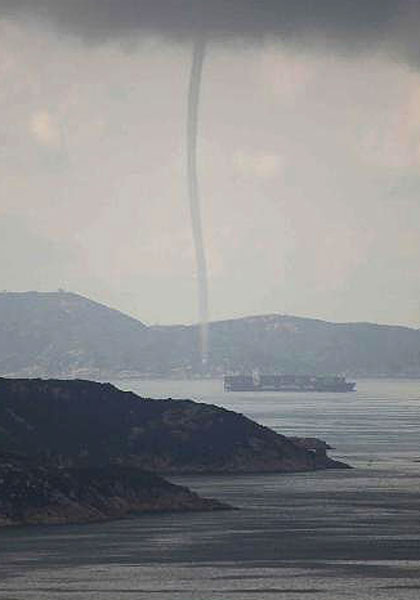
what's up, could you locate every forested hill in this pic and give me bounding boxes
[0,291,149,377]
[0,452,228,527]
[0,378,345,473]
[1,291,420,377]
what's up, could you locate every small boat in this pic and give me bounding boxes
[224,374,356,392]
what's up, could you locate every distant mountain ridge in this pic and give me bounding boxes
[0,291,148,377]
[1,291,420,377]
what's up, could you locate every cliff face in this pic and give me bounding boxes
[0,453,228,528]
[0,378,348,474]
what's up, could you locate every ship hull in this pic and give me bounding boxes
[224,375,356,393]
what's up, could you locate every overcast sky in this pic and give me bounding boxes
[2,1,420,326]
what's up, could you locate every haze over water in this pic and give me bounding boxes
[0,378,419,599]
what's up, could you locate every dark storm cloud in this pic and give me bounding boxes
[0,1,415,46]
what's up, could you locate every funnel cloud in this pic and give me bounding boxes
[187,37,208,364]
[1,1,420,330]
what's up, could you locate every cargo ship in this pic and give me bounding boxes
[224,374,356,392]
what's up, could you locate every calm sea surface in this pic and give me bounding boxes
[1,378,419,599]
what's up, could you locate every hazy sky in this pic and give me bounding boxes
[2,1,420,326]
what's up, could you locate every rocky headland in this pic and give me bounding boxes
[0,452,228,528]
[0,378,348,474]
[0,377,350,527]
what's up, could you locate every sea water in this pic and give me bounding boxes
[0,378,419,599]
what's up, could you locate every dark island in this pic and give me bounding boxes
[0,452,228,528]
[0,377,349,527]
[0,378,348,473]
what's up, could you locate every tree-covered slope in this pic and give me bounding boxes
[0,452,228,527]
[204,315,420,377]
[0,291,150,377]
[147,314,420,377]
[0,378,346,473]
[1,291,420,377]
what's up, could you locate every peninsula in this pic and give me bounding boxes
[0,377,349,527]
[0,452,228,528]
[0,378,348,474]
